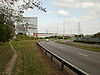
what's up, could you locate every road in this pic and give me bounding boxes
[39,41,100,75]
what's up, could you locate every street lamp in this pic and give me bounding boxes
[58,16,70,40]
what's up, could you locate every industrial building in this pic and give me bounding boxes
[15,17,38,36]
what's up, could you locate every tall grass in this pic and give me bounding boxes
[0,42,13,74]
[11,40,49,75]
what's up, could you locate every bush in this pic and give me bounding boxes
[0,42,5,46]
[0,24,13,42]
[15,34,38,41]
[0,14,15,42]
[74,39,100,44]
[45,36,71,39]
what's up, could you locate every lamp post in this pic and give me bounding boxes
[56,15,59,39]
[58,16,70,40]
[63,18,66,40]
[58,16,65,40]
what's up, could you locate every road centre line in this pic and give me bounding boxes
[59,47,63,48]
[78,53,88,57]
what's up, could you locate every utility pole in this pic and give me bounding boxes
[78,22,81,35]
[58,16,70,40]
[57,15,59,39]
[63,18,65,40]
[46,29,48,34]
[58,16,65,40]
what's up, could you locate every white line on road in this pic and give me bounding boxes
[59,47,63,48]
[78,53,88,57]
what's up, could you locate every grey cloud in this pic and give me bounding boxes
[52,0,100,10]
[77,0,100,2]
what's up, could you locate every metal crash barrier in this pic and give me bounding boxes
[36,41,89,75]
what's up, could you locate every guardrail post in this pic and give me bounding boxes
[51,54,53,60]
[41,47,43,51]
[61,61,64,70]
[45,50,47,55]
[40,47,41,50]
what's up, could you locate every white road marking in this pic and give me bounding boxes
[78,53,88,57]
[60,47,63,48]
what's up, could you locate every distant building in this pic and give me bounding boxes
[37,33,57,38]
[37,33,76,38]
[15,17,38,36]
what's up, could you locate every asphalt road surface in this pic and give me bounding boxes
[39,41,100,75]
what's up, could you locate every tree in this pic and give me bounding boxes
[94,32,100,38]
[0,0,46,42]
[0,14,14,42]
[0,0,46,23]
[75,34,84,38]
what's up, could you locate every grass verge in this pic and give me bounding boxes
[0,42,13,74]
[11,40,73,75]
[56,41,100,52]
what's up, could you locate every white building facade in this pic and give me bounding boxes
[16,17,38,36]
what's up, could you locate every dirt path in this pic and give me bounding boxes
[4,42,17,75]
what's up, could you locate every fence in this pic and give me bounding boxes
[75,38,100,43]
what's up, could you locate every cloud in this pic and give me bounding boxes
[46,10,54,14]
[51,0,100,23]
[52,0,100,10]
[77,0,100,2]
[57,10,69,16]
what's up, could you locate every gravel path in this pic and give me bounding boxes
[4,42,17,75]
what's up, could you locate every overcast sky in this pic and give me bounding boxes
[23,0,100,35]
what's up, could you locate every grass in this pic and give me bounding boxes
[56,41,100,52]
[11,40,70,75]
[0,42,13,74]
